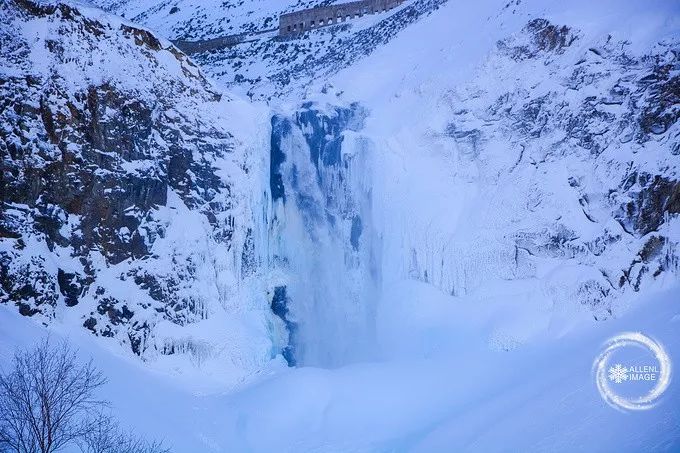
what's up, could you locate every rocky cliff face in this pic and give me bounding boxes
[2,0,678,373]
[0,0,277,376]
[473,19,678,315]
[366,15,679,334]
[268,102,378,366]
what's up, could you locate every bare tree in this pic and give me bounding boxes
[0,338,106,453]
[78,411,169,453]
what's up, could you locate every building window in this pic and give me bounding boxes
[287,25,291,32]
[311,20,315,27]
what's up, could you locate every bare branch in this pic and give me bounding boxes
[0,339,168,453]
[0,338,106,453]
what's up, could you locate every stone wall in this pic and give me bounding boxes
[279,0,404,36]
[173,34,245,54]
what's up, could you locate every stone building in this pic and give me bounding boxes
[279,0,404,36]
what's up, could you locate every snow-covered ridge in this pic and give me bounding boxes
[0,0,281,387]
[92,0,445,100]
[338,2,680,340]
[89,0,323,40]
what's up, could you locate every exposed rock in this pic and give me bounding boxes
[270,285,296,366]
[616,173,680,236]
[497,18,577,61]
[57,269,85,307]
[439,20,679,318]
[0,0,265,361]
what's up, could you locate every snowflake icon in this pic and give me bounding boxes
[608,364,629,384]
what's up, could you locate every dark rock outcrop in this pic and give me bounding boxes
[0,0,258,358]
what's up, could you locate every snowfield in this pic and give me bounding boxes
[1,0,679,450]
[1,284,679,451]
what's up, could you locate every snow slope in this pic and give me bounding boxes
[88,0,446,99]
[2,0,679,450]
[2,284,678,451]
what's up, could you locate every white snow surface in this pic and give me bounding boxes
[2,0,680,450]
[2,285,679,451]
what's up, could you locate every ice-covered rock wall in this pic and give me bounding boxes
[362,15,680,351]
[3,0,678,381]
[0,0,280,385]
[268,102,379,366]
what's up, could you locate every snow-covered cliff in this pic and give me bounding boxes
[3,0,679,372]
[0,0,282,386]
[255,0,680,359]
